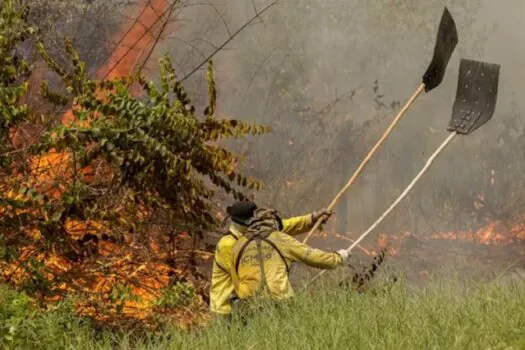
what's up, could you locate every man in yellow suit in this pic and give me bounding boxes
[230,207,348,306]
[209,201,347,317]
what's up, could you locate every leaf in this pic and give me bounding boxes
[50,211,63,223]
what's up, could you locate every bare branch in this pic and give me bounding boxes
[241,47,277,101]
[100,2,174,80]
[92,1,148,72]
[203,0,232,37]
[179,0,281,82]
[135,0,181,75]
[251,0,261,23]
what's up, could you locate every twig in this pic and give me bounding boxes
[179,0,281,82]
[302,84,426,244]
[97,2,150,72]
[135,0,181,76]
[100,3,174,80]
[203,0,232,37]
[494,256,525,283]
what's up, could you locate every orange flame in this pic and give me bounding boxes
[97,0,168,80]
[62,0,169,125]
[1,0,193,325]
[320,214,525,259]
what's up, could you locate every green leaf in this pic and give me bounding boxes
[50,211,63,222]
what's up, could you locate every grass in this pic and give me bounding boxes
[2,277,525,349]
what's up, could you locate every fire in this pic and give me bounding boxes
[430,221,515,245]
[318,215,525,259]
[31,0,171,191]
[0,0,202,326]
[97,0,168,80]
[62,0,169,124]
[371,231,411,256]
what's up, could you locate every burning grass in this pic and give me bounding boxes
[312,211,525,260]
[2,276,525,349]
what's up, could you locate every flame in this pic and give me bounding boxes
[320,215,525,259]
[96,0,168,80]
[31,0,171,195]
[0,0,201,326]
[62,0,169,124]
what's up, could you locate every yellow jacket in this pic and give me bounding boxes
[230,228,342,301]
[209,214,316,315]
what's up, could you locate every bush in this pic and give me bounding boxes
[0,284,93,349]
[0,0,270,326]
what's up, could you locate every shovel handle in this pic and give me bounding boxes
[307,131,458,286]
[302,83,426,244]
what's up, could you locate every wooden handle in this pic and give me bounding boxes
[307,132,458,286]
[302,83,426,244]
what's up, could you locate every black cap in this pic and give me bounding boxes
[226,201,257,225]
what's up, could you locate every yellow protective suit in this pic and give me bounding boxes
[209,214,316,315]
[230,226,342,301]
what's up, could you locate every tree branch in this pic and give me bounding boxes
[179,0,281,82]
[135,0,181,75]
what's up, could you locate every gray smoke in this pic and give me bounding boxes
[170,1,525,244]
[38,0,525,275]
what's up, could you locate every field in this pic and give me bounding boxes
[2,275,525,350]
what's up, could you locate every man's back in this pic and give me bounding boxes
[231,229,344,300]
[209,212,324,315]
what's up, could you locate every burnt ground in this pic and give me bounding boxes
[294,233,525,286]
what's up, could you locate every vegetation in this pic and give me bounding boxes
[0,0,270,326]
[2,1,525,348]
[1,278,525,349]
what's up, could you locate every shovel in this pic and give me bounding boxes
[308,58,501,285]
[302,7,458,244]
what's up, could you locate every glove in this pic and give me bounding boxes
[312,208,334,224]
[336,249,350,261]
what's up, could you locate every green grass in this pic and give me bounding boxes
[2,278,525,349]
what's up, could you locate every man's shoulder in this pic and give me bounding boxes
[216,233,238,250]
[269,230,296,243]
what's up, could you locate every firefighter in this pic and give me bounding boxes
[230,207,348,308]
[209,201,334,318]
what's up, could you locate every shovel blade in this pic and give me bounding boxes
[422,7,459,92]
[447,58,500,135]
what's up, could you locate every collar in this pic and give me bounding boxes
[229,223,247,239]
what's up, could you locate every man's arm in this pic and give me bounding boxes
[209,262,235,315]
[281,214,313,236]
[281,209,334,236]
[209,238,235,315]
[273,232,347,269]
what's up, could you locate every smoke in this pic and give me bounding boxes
[164,1,525,240]
[27,1,525,275]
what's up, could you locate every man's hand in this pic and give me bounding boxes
[312,208,334,224]
[336,249,350,261]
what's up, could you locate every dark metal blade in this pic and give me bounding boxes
[447,58,500,135]
[422,7,459,92]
